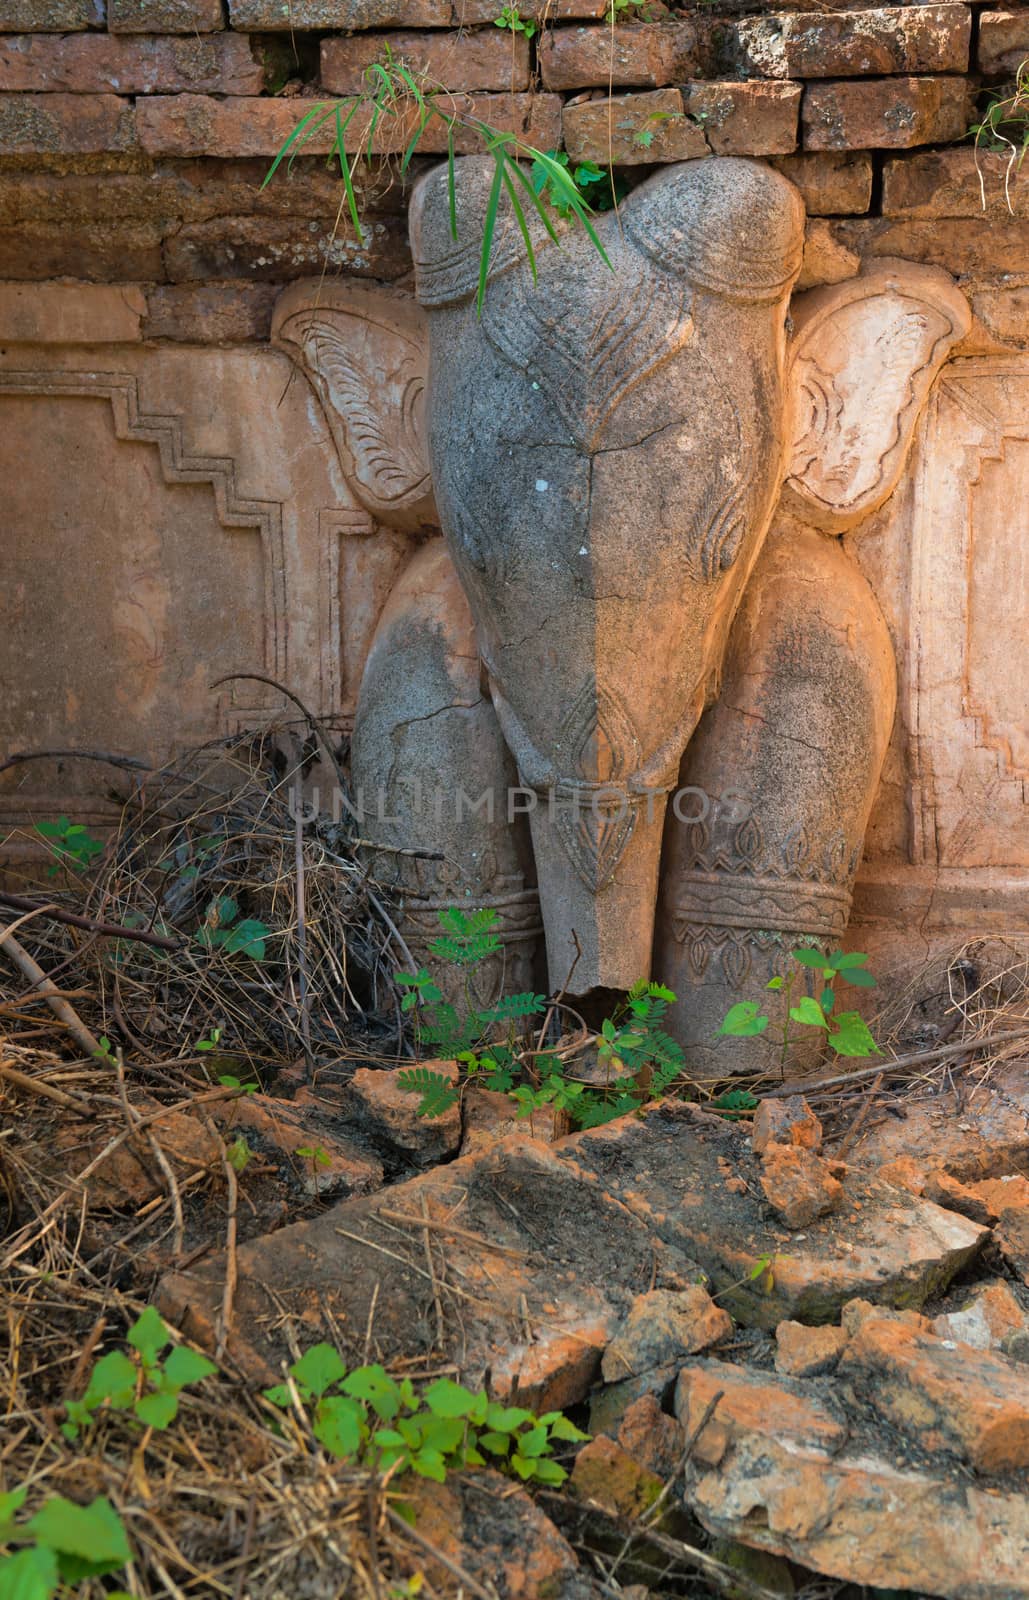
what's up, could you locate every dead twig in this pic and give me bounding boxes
[204,1116,239,1364]
[767,1025,1029,1099]
[0,891,182,950]
[385,1506,499,1600]
[0,920,101,1058]
[377,1210,526,1261]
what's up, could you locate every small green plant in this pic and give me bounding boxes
[631,108,680,150]
[708,1087,759,1120]
[195,1025,223,1052]
[494,3,536,38]
[34,815,104,876]
[194,896,271,961]
[605,0,651,23]
[0,1490,131,1599]
[717,947,879,1066]
[296,1143,331,1183]
[62,1306,218,1439]
[970,57,1029,210]
[92,1035,119,1067]
[530,149,627,216]
[397,910,686,1132]
[217,1073,259,1095]
[264,51,611,317]
[226,1135,253,1174]
[264,1344,588,1485]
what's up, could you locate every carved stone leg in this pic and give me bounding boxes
[351,539,541,1004]
[654,521,897,1072]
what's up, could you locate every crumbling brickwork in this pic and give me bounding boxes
[0,1,1023,331]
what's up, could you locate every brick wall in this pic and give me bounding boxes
[0,0,1025,335]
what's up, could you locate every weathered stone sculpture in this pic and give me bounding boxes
[273,156,970,1059]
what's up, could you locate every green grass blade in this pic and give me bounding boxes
[335,105,365,241]
[476,152,507,317]
[399,105,432,173]
[446,127,458,239]
[261,101,330,189]
[500,162,538,283]
[505,155,560,247]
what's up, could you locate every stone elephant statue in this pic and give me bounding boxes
[273,154,970,1068]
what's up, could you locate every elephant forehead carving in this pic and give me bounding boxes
[481,250,694,453]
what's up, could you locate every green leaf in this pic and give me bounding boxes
[27,1497,130,1567]
[134,1391,178,1430]
[411,1448,447,1482]
[828,1011,880,1058]
[290,1343,347,1399]
[341,1364,400,1420]
[0,1488,28,1526]
[766,975,784,990]
[0,1545,59,1600]
[515,1424,548,1459]
[423,1378,480,1419]
[313,1395,364,1458]
[395,1067,458,1120]
[485,1403,534,1433]
[221,918,269,960]
[819,986,836,1013]
[526,1456,567,1485]
[545,1415,591,1442]
[789,997,828,1029]
[840,966,877,989]
[791,947,827,969]
[476,153,506,317]
[827,950,869,970]
[82,1349,137,1409]
[262,1383,292,1409]
[716,1001,768,1038]
[160,1345,217,1391]
[127,1306,170,1367]
[477,1430,511,1456]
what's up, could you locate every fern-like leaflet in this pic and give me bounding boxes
[395,1067,460,1119]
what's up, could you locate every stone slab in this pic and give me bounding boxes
[0,92,136,154]
[883,145,1029,218]
[0,0,103,28]
[539,20,696,90]
[563,88,707,165]
[684,78,801,155]
[978,8,1029,77]
[136,91,561,157]
[769,149,873,213]
[0,33,262,94]
[321,28,529,94]
[782,4,971,76]
[0,282,146,342]
[108,0,225,30]
[803,75,971,150]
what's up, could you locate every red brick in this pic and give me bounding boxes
[142,283,279,341]
[455,0,606,16]
[684,79,801,155]
[321,28,528,94]
[539,20,695,90]
[770,150,873,213]
[883,146,1029,218]
[782,5,971,77]
[803,75,971,149]
[0,92,135,153]
[0,33,262,93]
[563,88,708,166]
[0,0,101,28]
[163,213,412,281]
[0,219,164,280]
[978,10,1029,78]
[109,0,225,29]
[834,215,1029,276]
[138,91,560,157]
[231,0,604,22]
[229,0,451,26]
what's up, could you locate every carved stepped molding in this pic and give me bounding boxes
[0,367,288,715]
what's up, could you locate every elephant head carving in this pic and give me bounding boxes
[273,155,969,1017]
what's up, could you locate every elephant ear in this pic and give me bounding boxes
[272,281,437,534]
[782,259,970,534]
